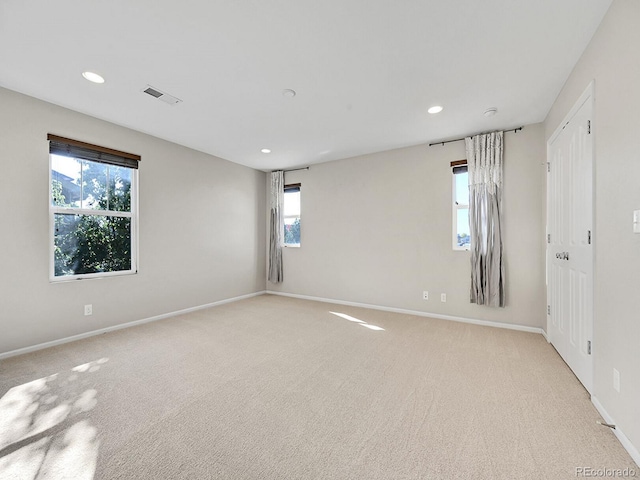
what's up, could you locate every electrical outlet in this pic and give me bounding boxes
[613,368,620,393]
[84,304,93,316]
[422,291,429,300]
[440,293,446,302]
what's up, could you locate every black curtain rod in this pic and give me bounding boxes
[275,166,309,173]
[428,127,523,147]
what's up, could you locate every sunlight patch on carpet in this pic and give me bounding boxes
[330,311,385,331]
[0,358,107,479]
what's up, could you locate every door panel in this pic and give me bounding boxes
[547,92,594,393]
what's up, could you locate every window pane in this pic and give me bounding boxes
[456,208,470,248]
[54,214,132,276]
[109,165,132,212]
[455,171,469,205]
[284,191,300,216]
[284,217,300,245]
[81,160,108,210]
[51,155,81,207]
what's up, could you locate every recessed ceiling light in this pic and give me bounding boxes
[261,148,271,154]
[82,71,105,84]
[484,107,498,117]
[282,89,296,98]
[428,105,443,114]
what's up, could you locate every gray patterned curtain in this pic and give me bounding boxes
[268,171,284,283]
[465,131,505,307]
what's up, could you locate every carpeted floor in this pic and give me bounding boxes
[0,294,637,479]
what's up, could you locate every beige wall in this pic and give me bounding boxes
[544,0,640,454]
[268,123,546,329]
[0,87,267,354]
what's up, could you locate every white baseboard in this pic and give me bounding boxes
[0,291,267,360]
[591,396,640,468]
[540,328,549,342]
[266,291,544,336]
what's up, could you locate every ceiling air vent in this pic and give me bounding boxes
[142,85,182,105]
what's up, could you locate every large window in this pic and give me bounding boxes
[452,162,470,250]
[49,135,139,281]
[283,184,301,247]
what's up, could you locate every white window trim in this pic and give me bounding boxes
[49,157,139,282]
[452,169,470,251]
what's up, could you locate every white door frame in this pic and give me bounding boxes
[546,80,596,393]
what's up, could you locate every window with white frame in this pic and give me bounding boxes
[49,134,139,280]
[452,162,470,250]
[283,184,301,247]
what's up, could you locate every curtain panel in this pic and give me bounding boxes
[465,131,505,307]
[268,171,284,283]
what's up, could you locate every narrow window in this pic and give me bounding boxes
[283,184,301,247]
[48,134,140,280]
[452,161,470,250]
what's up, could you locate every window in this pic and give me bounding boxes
[48,134,139,281]
[283,184,301,247]
[452,162,470,250]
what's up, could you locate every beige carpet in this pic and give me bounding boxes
[0,294,637,479]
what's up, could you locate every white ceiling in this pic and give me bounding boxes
[0,0,611,171]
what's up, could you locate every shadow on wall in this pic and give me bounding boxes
[0,358,108,479]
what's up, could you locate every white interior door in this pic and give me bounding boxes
[547,87,594,393]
